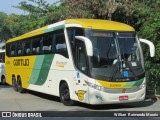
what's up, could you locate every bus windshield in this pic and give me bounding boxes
[85,30,144,81]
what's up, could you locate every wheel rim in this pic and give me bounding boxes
[12,78,15,87]
[61,88,70,101]
[18,81,21,91]
[12,77,18,91]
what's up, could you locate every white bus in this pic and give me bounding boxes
[0,48,5,85]
[5,19,155,105]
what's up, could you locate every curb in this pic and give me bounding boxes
[146,95,160,100]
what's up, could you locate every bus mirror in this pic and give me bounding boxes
[75,36,93,56]
[139,38,155,57]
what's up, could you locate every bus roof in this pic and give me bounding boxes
[65,19,135,31]
[7,19,135,43]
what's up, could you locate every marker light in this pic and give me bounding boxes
[139,82,146,89]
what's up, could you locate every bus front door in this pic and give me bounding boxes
[73,41,89,103]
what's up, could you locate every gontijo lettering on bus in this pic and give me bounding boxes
[13,59,29,66]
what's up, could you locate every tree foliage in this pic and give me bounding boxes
[14,0,49,15]
[0,12,12,40]
[61,0,119,19]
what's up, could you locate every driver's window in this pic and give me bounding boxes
[76,42,88,74]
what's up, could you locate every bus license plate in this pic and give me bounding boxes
[119,96,128,101]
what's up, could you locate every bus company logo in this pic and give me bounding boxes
[110,84,121,88]
[75,90,86,101]
[13,59,29,66]
[55,61,67,68]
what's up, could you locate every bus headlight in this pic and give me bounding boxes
[140,82,146,89]
[85,81,104,91]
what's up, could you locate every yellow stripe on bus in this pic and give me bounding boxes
[65,19,135,31]
[97,80,126,89]
[97,79,142,89]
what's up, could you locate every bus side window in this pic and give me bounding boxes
[32,36,42,55]
[6,44,10,57]
[17,42,23,56]
[43,33,53,54]
[55,31,68,58]
[24,40,31,55]
[10,43,17,56]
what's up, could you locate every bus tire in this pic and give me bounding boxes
[12,77,18,92]
[60,82,75,106]
[1,75,5,85]
[17,77,26,93]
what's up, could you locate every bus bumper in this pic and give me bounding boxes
[88,87,145,105]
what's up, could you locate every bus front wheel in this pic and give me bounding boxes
[60,82,75,106]
[12,77,18,92]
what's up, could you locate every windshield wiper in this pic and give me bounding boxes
[114,38,124,74]
[109,37,124,81]
[109,62,119,81]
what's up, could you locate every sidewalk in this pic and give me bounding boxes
[146,95,160,100]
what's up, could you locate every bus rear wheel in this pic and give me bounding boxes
[17,77,26,93]
[12,77,18,91]
[60,82,75,106]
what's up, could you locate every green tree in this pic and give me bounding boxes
[14,0,49,16]
[13,0,60,26]
[61,0,119,19]
[0,12,11,40]
[137,2,160,90]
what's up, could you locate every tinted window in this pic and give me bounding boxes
[17,42,23,56]
[55,30,68,58]
[6,44,10,57]
[10,43,17,56]
[6,29,67,57]
[67,28,84,62]
[76,41,88,74]
[24,40,31,55]
[32,36,42,55]
[43,33,53,54]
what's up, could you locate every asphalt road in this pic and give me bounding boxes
[1,84,160,120]
[0,84,160,112]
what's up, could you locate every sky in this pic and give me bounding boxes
[0,0,59,15]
